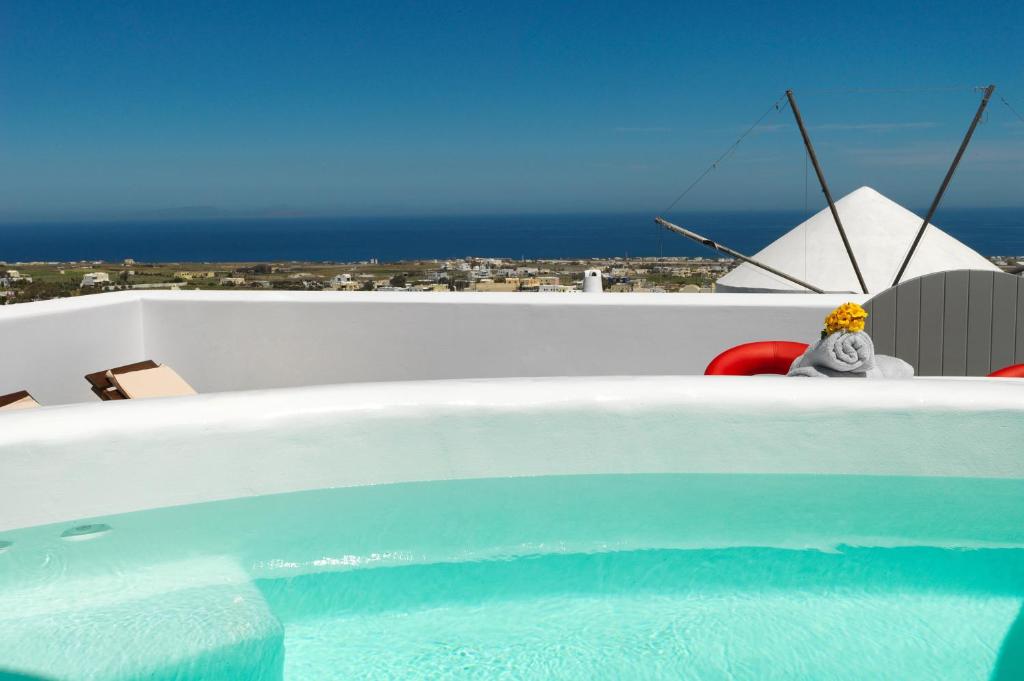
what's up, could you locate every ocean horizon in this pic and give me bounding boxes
[1,208,1022,263]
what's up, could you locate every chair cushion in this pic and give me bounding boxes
[109,365,197,399]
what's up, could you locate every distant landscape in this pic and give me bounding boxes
[0,255,731,305]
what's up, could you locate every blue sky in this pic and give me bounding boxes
[1,0,1022,221]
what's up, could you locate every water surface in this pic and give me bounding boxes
[1,473,1023,679]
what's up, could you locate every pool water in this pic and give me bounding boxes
[1,474,1023,680]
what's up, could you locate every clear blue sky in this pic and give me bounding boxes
[1,0,1022,221]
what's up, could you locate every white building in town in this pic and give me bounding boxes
[80,272,110,287]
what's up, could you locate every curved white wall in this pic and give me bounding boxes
[1,290,859,404]
[1,375,1023,531]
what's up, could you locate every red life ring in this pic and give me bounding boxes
[988,363,1024,378]
[704,340,810,376]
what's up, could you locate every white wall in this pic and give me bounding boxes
[0,293,144,405]
[140,290,856,395]
[1,290,860,403]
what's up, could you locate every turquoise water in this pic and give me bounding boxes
[1,474,1023,680]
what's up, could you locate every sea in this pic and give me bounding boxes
[1,208,1022,263]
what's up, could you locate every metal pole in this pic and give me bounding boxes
[655,217,825,293]
[891,84,996,286]
[786,90,868,294]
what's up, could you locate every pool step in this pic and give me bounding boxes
[261,547,1024,680]
[278,587,1021,680]
[0,556,283,681]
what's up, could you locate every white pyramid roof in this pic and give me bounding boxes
[715,186,1000,294]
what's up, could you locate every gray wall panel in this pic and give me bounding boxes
[941,271,970,376]
[917,273,946,376]
[871,288,897,356]
[966,271,994,375]
[867,270,1023,376]
[894,277,921,372]
[1017,278,1024,364]
[990,273,1018,372]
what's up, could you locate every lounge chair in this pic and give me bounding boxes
[0,390,40,411]
[85,360,197,400]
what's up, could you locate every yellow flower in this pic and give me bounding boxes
[822,302,869,335]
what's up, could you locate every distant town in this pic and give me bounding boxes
[0,256,734,304]
[1,254,1021,305]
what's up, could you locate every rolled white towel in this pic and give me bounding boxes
[788,331,876,377]
[788,331,913,378]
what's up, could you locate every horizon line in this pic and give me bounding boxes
[3,204,1024,226]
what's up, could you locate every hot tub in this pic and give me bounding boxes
[1,376,1022,679]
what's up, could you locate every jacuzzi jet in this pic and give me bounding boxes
[0,541,11,553]
[60,523,112,541]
